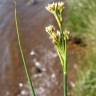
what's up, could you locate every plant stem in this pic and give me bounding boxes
[54,13,62,31]
[64,38,67,96]
[56,12,68,96]
[56,47,64,66]
[13,0,36,96]
[55,12,68,96]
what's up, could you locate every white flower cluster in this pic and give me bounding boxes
[45,2,64,14]
[45,25,60,44]
[45,25,70,44]
[45,25,55,34]
[64,30,70,40]
[45,2,70,44]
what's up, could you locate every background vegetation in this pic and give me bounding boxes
[65,0,96,95]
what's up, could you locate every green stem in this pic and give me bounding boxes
[54,13,64,46]
[13,1,36,96]
[64,38,67,96]
[54,13,62,31]
[54,11,68,96]
[56,47,64,66]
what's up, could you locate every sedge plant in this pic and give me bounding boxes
[45,2,70,96]
[13,0,36,96]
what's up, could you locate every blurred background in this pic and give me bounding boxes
[0,0,96,96]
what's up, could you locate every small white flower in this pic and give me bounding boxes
[45,2,56,13]
[64,30,70,40]
[58,1,64,8]
[58,2,64,13]
[45,25,55,33]
[57,30,60,36]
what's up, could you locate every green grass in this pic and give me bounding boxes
[65,0,96,96]
[13,1,36,96]
[65,0,96,36]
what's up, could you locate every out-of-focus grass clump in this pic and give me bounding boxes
[66,0,96,36]
[65,0,96,96]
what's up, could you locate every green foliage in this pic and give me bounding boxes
[73,69,96,96]
[66,0,96,36]
[65,0,96,96]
